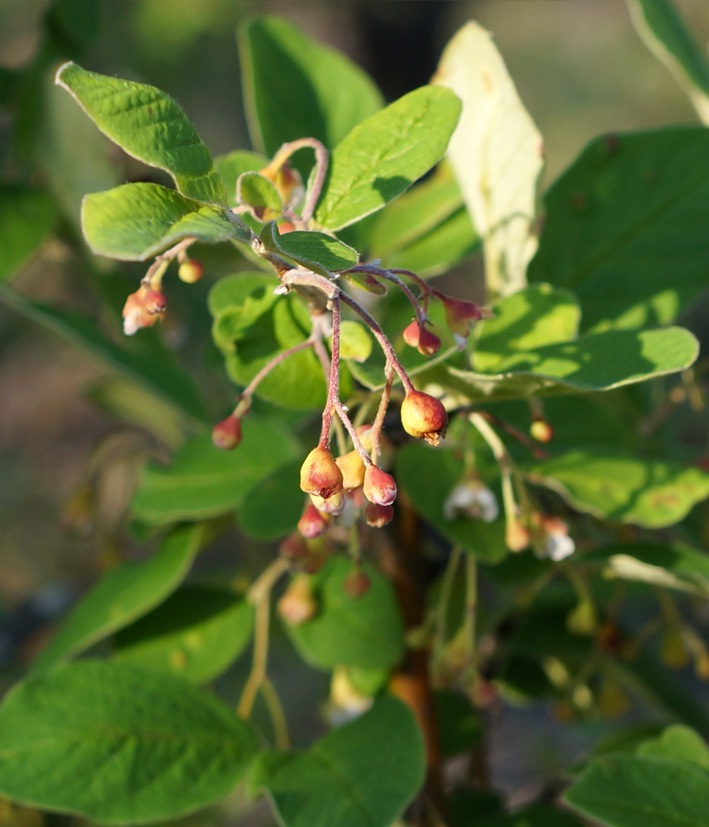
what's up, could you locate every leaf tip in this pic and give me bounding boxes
[54,60,75,88]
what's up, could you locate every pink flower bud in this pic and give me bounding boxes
[122,284,167,335]
[300,447,343,500]
[298,502,331,539]
[400,391,448,446]
[363,465,397,507]
[402,321,441,356]
[442,296,493,349]
[177,258,203,283]
[365,502,394,528]
[211,413,242,450]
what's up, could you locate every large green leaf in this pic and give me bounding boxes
[209,273,330,409]
[585,542,709,597]
[82,182,249,261]
[315,86,461,231]
[396,443,508,564]
[34,524,204,670]
[239,15,383,157]
[239,459,304,540]
[113,585,253,683]
[434,21,544,298]
[565,754,709,827]
[260,222,359,276]
[446,326,698,402]
[0,186,58,282]
[131,420,301,524]
[529,128,709,331]
[526,451,709,528]
[284,557,405,670]
[473,284,581,373]
[251,696,425,827]
[637,726,709,770]
[628,0,709,124]
[55,62,226,205]
[0,661,258,824]
[0,287,206,421]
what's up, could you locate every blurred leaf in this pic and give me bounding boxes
[132,421,301,524]
[82,183,249,261]
[434,21,544,298]
[315,86,461,231]
[565,753,709,827]
[0,661,258,824]
[56,62,226,205]
[527,451,709,527]
[587,542,709,596]
[0,288,206,420]
[529,128,709,331]
[637,725,709,770]
[261,222,359,276]
[209,273,330,409]
[337,320,372,363]
[476,804,586,827]
[114,585,253,683]
[435,691,482,759]
[215,150,268,207]
[0,186,57,283]
[446,326,698,402]
[239,15,383,157]
[251,696,424,827]
[284,558,405,670]
[628,0,709,124]
[34,524,204,670]
[236,172,282,220]
[396,443,508,563]
[474,284,581,373]
[46,0,101,53]
[239,459,304,540]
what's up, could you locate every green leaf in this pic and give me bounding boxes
[526,451,709,528]
[587,542,709,597]
[55,62,226,205]
[0,287,206,421]
[446,326,699,402]
[565,754,709,827]
[315,86,462,231]
[0,186,57,283]
[261,222,359,276]
[529,128,709,331]
[628,0,709,124]
[284,557,405,670]
[396,443,508,564]
[82,182,249,261]
[34,524,204,670]
[475,804,586,827]
[337,320,372,363]
[434,21,544,298]
[209,273,329,410]
[473,284,581,373]
[0,661,258,824]
[239,16,383,157]
[236,172,283,220]
[215,149,268,207]
[637,725,709,770]
[239,459,304,540]
[113,585,253,683]
[251,696,425,827]
[132,421,301,524]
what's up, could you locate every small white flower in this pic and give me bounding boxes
[543,530,576,562]
[443,480,499,523]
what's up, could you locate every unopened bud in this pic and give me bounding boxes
[300,447,343,500]
[530,418,554,443]
[442,295,493,349]
[298,502,331,539]
[212,413,242,450]
[277,575,317,625]
[310,490,346,516]
[365,502,394,528]
[177,258,203,283]
[122,284,167,335]
[343,568,372,598]
[336,450,366,490]
[402,321,441,356]
[260,161,304,207]
[279,531,308,562]
[363,465,397,506]
[505,518,531,552]
[400,391,448,445]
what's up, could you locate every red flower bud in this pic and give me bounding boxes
[122,284,167,335]
[365,502,394,528]
[177,258,203,283]
[442,296,493,348]
[402,321,441,356]
[211,413,242,450]
[298,502,331,539]
[400,391,448,446]
[336,450,366,490]
[363,465,397,506]
[300,447,343,500]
